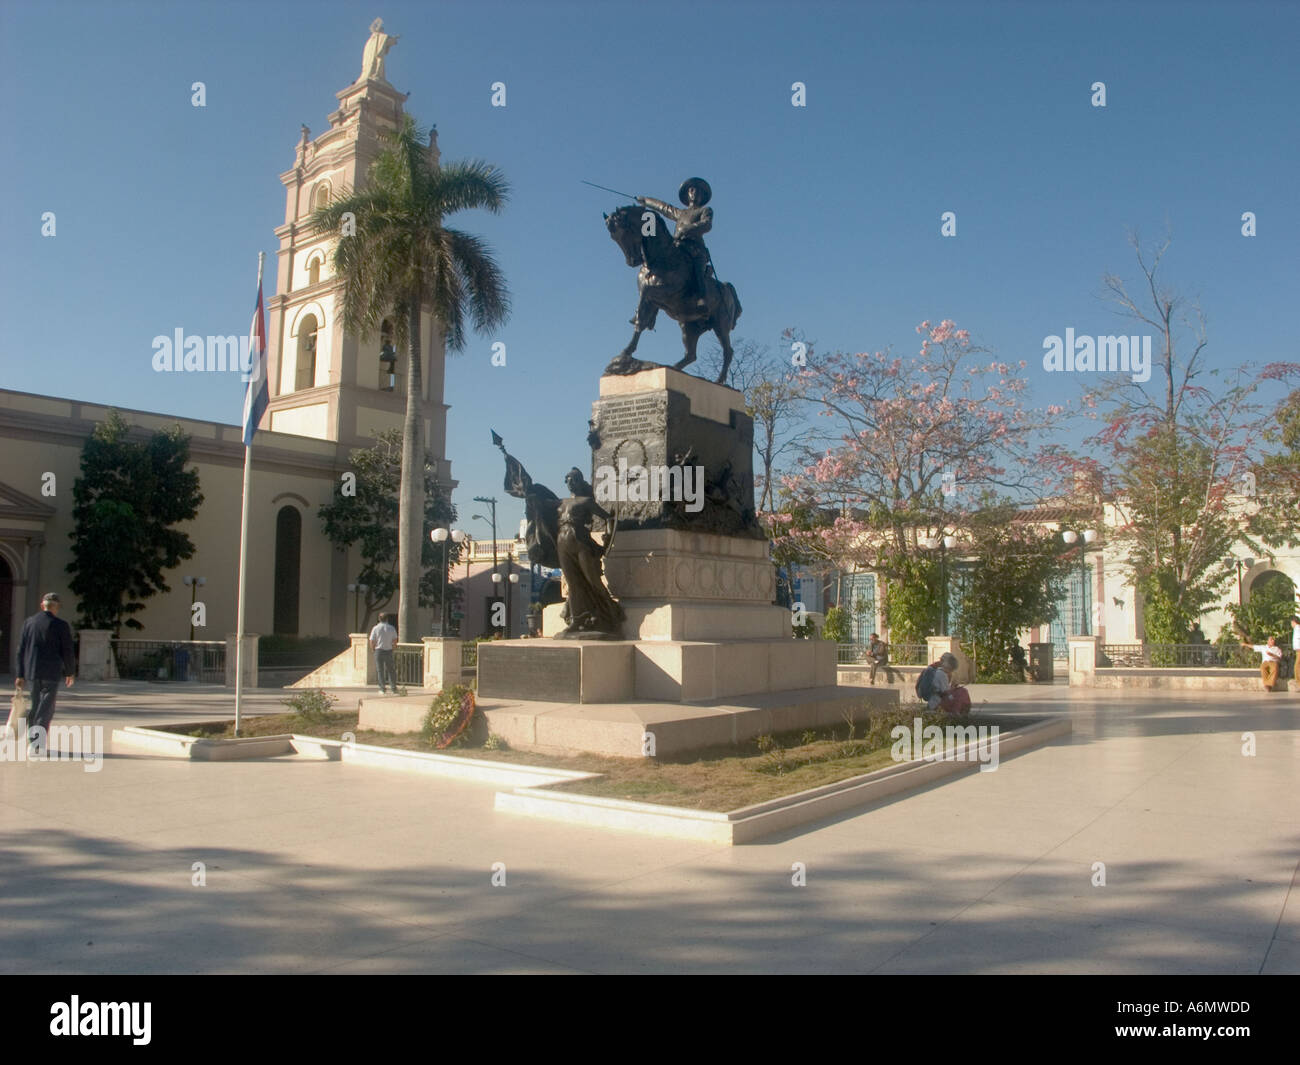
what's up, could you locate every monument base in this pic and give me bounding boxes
[477,636,835,704]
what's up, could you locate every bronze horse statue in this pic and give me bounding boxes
[603,204,742,385]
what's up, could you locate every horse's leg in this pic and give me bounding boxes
[674,322,703,371]
[620,325,642,359]
[715,326,734,385]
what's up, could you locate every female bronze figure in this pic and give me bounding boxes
[555,468,624,639]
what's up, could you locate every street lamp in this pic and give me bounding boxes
[182,576,206,641]
[1236,557,1256,606]
[430,528,467,635]
[473,496,499,635]
[922,534,957,635]
[1061,528,1098,635]
[347,582,369,632]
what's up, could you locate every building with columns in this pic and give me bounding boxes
[0,26,455,671]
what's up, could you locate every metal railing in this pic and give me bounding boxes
[394,644,424,686]
[837,642,928,666]
[1100,643,1270,669]
[111,640,225,682]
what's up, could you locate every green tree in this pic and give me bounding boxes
[1228,571,1297,644]
[318,429,459,633]
[1247,387,1300,551]
[821,606,851,643]
[308,114,509,639]
[66,410,203,633]
[950,513,1072,680]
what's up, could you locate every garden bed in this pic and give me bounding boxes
[158,707,1041,812]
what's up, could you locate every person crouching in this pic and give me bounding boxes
[921,652,971,714]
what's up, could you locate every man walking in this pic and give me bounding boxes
[15,593,76,754]
[369,613,398,695]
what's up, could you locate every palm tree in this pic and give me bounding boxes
[309,115,510,639]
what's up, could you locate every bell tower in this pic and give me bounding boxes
[263,20,452,486]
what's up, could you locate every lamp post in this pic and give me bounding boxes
[182,576,206,640]
[1236,557,1255,606]
[922,534,957,635]
[473,497,499,635]
[1061,528,1098,635]
[346,582,369,633]
[430,528,467,635]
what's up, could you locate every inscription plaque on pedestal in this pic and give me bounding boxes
[588,368,761,538]
[478,643,581,702]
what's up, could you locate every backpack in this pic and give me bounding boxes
[915,665,938,701]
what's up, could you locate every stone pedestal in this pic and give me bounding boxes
[479,368,835,704]
[77,630,115,681]
[589,367,761,539]
[927,636,974,685]
[422,637,462,691]
[604,529,786,641]
[1067,635,1098,686]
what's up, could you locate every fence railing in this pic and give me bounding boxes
[394,644,424,686]
[837,642,928,666]
[111,640,225,682]
[1100,643,1271,669]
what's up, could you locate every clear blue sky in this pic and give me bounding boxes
[1,0,1296,536]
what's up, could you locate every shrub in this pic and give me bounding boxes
[281,688,338,726]
[821,606,851,643]
[422,684,487,749]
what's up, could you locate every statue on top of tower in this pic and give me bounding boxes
[359,18,399,83]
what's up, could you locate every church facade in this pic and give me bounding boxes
[0,33,453,670]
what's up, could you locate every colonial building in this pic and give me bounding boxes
[817,494,1298,655]
[0,26,454,671]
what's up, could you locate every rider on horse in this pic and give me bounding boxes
[636,177,713,309]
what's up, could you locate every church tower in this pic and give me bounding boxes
[263,20,453,487]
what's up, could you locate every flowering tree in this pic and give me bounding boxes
[1047,233,1300,641]
[776,319,1064,574]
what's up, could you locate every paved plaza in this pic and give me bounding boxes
[1,681,1297,974]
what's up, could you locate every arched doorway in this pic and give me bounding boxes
[0,556,12,674]
[273,506,301,634]
[1243,570,1297,636]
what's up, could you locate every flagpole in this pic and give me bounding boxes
[234,251,265,735]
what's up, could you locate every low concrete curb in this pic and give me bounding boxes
[110,726,596,789]
[111,727,294,761]
[495,717,1072,845]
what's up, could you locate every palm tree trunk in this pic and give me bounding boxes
[398,297,425,641]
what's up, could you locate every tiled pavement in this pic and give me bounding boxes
[1,681,1296,974]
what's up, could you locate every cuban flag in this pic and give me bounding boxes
[242,278,269,446]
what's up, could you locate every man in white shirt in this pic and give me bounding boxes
[1242,635,1284,692]
[369,613,398,694]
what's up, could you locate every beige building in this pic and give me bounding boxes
[0,39,454,671]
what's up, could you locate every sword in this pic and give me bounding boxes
[581,179,638,200]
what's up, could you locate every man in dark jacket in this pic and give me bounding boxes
[15,592,76,752]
